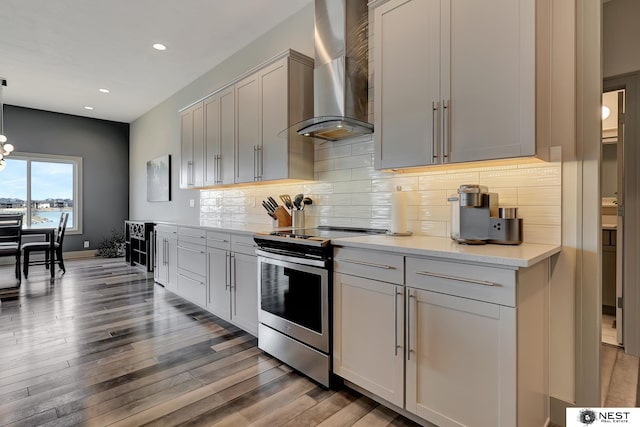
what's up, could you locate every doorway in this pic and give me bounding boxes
[601,86,624,348]
[601,73,639,359]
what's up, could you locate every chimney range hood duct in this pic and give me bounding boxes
[290,0,373,141]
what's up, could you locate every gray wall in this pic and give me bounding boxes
[129,3,314,224]
[4,105,129,251]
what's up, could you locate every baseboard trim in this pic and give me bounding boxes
[64,250,98,259]
[0,249,99,266]
[550,396,575,426]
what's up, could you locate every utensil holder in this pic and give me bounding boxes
[292,210,305,229]
[273,206,292,227]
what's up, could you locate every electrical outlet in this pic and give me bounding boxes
[189,199,195,208]
[83,240,90,249]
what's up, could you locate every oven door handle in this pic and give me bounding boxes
[255,249,328,268]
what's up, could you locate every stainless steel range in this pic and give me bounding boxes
[254,226,385,387]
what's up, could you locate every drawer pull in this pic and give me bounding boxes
[233,242,255,248]
[340,259,395,270]
[178,273,204,286]
[415,271,496,287]
[208,237,229,243]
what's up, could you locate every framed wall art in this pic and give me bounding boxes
[147,154,171,202]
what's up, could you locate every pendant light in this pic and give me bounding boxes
[0,78,14,172]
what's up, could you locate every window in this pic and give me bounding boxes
[0,153,82,233]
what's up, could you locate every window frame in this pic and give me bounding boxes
[7,152,83,234]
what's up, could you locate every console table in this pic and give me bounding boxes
[125,220,154,272]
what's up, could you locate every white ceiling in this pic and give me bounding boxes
[0,0,312,123]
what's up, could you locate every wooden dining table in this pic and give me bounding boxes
[22,227,56,279]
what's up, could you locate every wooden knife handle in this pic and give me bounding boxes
[273,206,292,227]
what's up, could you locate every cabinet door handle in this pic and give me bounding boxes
[415,270,497,287]
[208,237,229,243]
[256,145,262,180]
[253,145,258,180]
[340,258,395,270]
[431,101,439,162]
[187,161,194,185]
[233,242,255,248]
[407,290,416,361]
[230,253,236,290]
[225,252,230,290]
[442,99,450,161]
[164,239,168,265]
[394,287,402,356]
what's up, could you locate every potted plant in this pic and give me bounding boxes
[96,228,126,258]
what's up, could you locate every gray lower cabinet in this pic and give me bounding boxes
[176,227,207,306]
[159,226,259,336]
[154,224,178,293]
[206,231,258,335]
[334,246,550,427]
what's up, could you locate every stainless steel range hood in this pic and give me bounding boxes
[293,0,373,141]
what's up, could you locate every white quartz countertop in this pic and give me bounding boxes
[154,221,560,268]
[332,234,561,268]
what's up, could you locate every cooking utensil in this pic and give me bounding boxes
[302,197,312,210]
[262,200,276,219]
[267,196,279,211]
[279,194,293,210]
[293,194,304,210]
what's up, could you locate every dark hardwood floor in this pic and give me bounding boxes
[0,258,420,427]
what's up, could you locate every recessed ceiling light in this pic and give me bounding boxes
[153,43,167,51]
[84,106,94,110]
[99,88,110,93]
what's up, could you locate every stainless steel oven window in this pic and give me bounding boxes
[257,256,329,352]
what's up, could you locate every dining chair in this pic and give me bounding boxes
[0,214,24,283]
[22,212,69,278]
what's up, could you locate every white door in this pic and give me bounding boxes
[235,74,260,183]
[333,273,405,407]
[405,287,516,427]
[207,247,231,321]
[231,253,258,335]
[260,58,288,181]
[373,0,441,169]
[446,0,535,163]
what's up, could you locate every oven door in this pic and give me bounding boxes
[257,254,330,353]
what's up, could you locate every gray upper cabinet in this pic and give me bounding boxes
[204,86,235,186]
[180,49,314,188]
[180,102,204,188]
[235,72,261,184]
[372,0,540,170]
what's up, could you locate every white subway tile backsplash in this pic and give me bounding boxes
[518,186,561,206]
[334,205,371,219]
[333,179,372,194]
[334,153,374,170]
[315,169,351,182]
[352,166,392,180]
[351,192,391,206]
[419,172,480,190]
[314,159,333,172]
[518,206,561,226]
[316,144,352,161]
[418,206,450,222]
[199,136,562,245]
[480,166,560,188]
[372,176,420,192]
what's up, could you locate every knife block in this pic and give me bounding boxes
[273,206,292,227]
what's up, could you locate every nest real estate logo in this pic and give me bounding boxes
[567,408,639,426]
